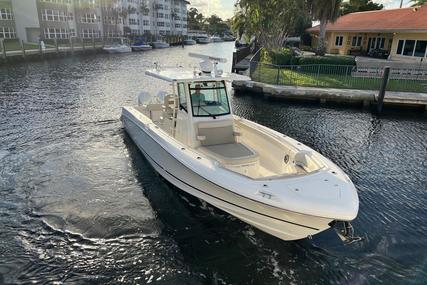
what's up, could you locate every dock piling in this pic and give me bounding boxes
[55,38,59,53]
[70,37,74,55]
[1,39,6,60]
[377,66,391,114]
[21,40,26,58]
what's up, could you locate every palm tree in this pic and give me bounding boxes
[410,0,427,6]
[311,0,342,56]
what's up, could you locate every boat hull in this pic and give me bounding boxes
[121,109,334,241]
[103,46,132,53]
[183,40,197,45]
[151,42,170,49]
[196,38,210,44]
[131,45,152,51]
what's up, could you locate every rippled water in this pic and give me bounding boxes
[0,42,426,284]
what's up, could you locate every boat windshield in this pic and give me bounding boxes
[189,81,230,117]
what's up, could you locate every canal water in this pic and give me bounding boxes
[0,42,426,284]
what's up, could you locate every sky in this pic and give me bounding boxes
[189,0,415,20]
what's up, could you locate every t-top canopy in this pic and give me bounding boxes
[145,53,250,83]
[145,67,250,83]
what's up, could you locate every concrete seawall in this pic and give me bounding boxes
[233,80,427,110]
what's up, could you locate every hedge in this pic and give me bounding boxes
[260,49,356,67]
[261,48,299,65]
[298,55,356,66]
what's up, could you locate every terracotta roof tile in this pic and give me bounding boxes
[308,5,427,33]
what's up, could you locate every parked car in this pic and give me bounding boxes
[368,49,389,59]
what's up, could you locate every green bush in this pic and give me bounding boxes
[298,55,356,66]
[261,48,299,65]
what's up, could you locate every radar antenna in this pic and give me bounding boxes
[188,53,227,76]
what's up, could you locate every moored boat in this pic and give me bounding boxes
[222,34,236,42]
[196,36,210,44]
[131,37,152,51]
[151,41,170,49]
[121,53,359,241]
[103,37,132,53]
[103,44,132,54]
[210,36,223,42]
[183,39,197,45]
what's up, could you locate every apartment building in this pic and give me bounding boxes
[0,0,16,39]
[1,0,188,42]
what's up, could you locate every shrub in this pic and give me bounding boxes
[298,55,356,66]
[261,48,299,65]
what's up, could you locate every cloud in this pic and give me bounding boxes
[189,0,235,20]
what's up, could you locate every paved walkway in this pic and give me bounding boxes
[233,80,427,109]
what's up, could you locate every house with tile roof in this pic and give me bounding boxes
[307,5,427,61]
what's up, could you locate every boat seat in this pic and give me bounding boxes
[196,120,236,146]
[199,143,259,166]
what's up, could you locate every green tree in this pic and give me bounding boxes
[188,7,205,30]
[410,0,427,6]
[232,0,311,49]
[341,0,383,15]
[205,15,229,35]
[311,0,342,56]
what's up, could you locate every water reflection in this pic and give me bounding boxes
[0,42,426,284]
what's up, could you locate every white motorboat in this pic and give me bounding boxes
[131,43,152,51]
[151,41,170,49]
[103,44,132,54]
[103,37,132,54]
[210,36,223,42]
[121,53,359,241]
[183,39,197,45]
[222,34,236,42]
[196,36,210,44]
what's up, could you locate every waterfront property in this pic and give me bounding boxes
[307,5,427,61]
[0,0,189,44]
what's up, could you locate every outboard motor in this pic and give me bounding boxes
[335,221,362,244]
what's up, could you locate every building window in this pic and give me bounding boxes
[0,26,16,39]
[397,40,404,54]
[44,28,68,39]
[175,24,180,28]
[77,0,97,8]
[396,39,427,57]
[42,9,68,22]
[0,8,14,20]
[414,40,427,57]
[403,40,415,56]
[129,18,137,25]
[351,36,362,47]
[335,36,343,47]
[157,21,164,27]
[81,13,98,23]
[143,19,149,26]
[157,12,164,18]
[81,29,100,38]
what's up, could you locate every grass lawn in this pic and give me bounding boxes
[2,39,54,51]
[253,65,427,93]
